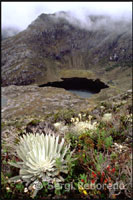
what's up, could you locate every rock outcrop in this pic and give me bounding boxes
[1,85,92,120]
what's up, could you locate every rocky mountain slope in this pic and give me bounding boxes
[2,12,132,87]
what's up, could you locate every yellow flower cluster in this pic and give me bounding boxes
[79,186,88,195]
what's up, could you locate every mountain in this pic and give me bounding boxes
[1,11,132,87]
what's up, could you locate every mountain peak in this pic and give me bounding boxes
[2,12,132,87]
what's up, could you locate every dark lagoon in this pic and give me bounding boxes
[39,77,109,98]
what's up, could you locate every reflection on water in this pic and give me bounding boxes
[68,89,96,98]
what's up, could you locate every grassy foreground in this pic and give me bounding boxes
[1,90,132,200]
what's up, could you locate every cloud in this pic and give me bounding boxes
[2,2,132,31]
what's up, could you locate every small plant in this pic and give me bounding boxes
[53,109,75,123]
[93,129,113,151]
[15,182,24,192]
[104,136,113,149]
[65,132,78,149]
[95,152,107,171]
[27,119,41,126]
[8,133,75,198]
[79,173,88,184]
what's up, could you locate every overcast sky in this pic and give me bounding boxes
[2,2,132,30]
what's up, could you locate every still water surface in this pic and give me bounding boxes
[68,89,96,98]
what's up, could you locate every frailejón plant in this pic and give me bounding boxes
[9,133,72,186]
